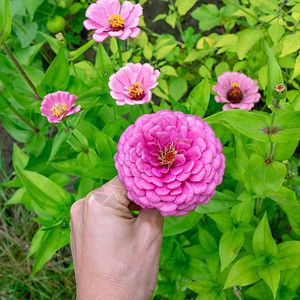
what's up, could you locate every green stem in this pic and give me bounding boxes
[1,42,41,100]
[116,39,123,67]
[140,105,146,115]
[130,106,136,121]
[255,197,263,215]
[113,105,117,121]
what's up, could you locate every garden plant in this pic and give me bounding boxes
[0,0,300,299]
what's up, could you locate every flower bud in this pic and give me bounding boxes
[272,83,287,100]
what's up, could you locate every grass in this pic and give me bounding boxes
[0,147,76,299]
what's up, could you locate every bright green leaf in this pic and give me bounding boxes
[163,211,202,237]
[253,213,277,258]
[176,0,197,15]
[219,229,244,271]
[224,255,261,288]
[278,241,300,270]
[249,153,286,198]
[186,77,210,118]
[196,191,241,214]
[237,29,264,60]
[258,262,280,298]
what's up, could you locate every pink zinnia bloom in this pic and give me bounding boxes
[83,0,143,42]
[40,91,81,123]
[115,110,225,217]
[212,71,261,111]
[109,63,160,105]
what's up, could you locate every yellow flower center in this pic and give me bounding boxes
[128,82,145,100]
[231,83,239,88]
[108,14,124,31]
[158,143,178,168]
[51,103,68,117]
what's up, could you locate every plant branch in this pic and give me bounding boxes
[116,38,123,68]
[1,42,41,100]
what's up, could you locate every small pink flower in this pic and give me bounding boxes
[83,0,143,42]
[212,71,261,111]
[40,91,81,123]
[115,110,225,217]
[109,63,160,105]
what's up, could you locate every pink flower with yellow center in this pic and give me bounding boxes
[115,110,225,217]
[212,71,261,111]
[83,0,143,42]
[40,91,81,123]
[109,63,160,105]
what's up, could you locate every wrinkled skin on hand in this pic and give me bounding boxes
[70,176,164,300]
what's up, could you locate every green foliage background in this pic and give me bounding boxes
[0,0,300,299]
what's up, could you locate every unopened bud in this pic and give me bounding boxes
[272,83,287,100]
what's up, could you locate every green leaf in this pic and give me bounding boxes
[196,191,240,214]
[292,55,300,79]
[249,153,286,198]
[49,128,71,161]
[205,110,270,142]
[253,213,277,258]
[12,143,29,170]
[208,214,233,233]
[94,131,117,162]
[15,21,38,48]
[37,48,70,97]
[198,227,218,253]
[77,149,101,173]
[258,262,280,298]
[280,33,300,57]
[237,29,264,60]
[160,65,178,77]
[268,23,284,44]
[169,77,188,101]
[85,162,117,180]
[265,41,283,105]
[0,0,11,43]
[14,42,44,65]
[22,0,39,20]
[185,280,216,294]
[163,211,202,237]
[15,165,73,217]
[0,54,36,108]
[33,225,70,274]
[267,186,298,206]
[51,159,83,176]
[272,111,300,143]
[165,13,177,28]
[231,192,255,224]
[245,280,273,300]
[5,187,26,205]
[39,32,60,54]
[191,4,220,31]
[278,241,300,270]
[219,229,244,271]
[95,42,113,78]
[186,77,210,118]
[176,0,197,15]
[224,255,261,288]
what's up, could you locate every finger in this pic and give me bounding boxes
[136,208,164,231]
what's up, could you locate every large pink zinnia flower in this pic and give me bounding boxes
[83,0,143,42]
[109,63,160,105]
[212,71,260,111]
[40,91,81,123]
[115,110,225,217]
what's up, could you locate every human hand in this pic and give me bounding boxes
[70,176,164,300]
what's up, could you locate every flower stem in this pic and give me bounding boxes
[1,42,41,100]
[255,197,263,215]
[140,105,146,115]
[130,106,136,121]
[116,38,123,68]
